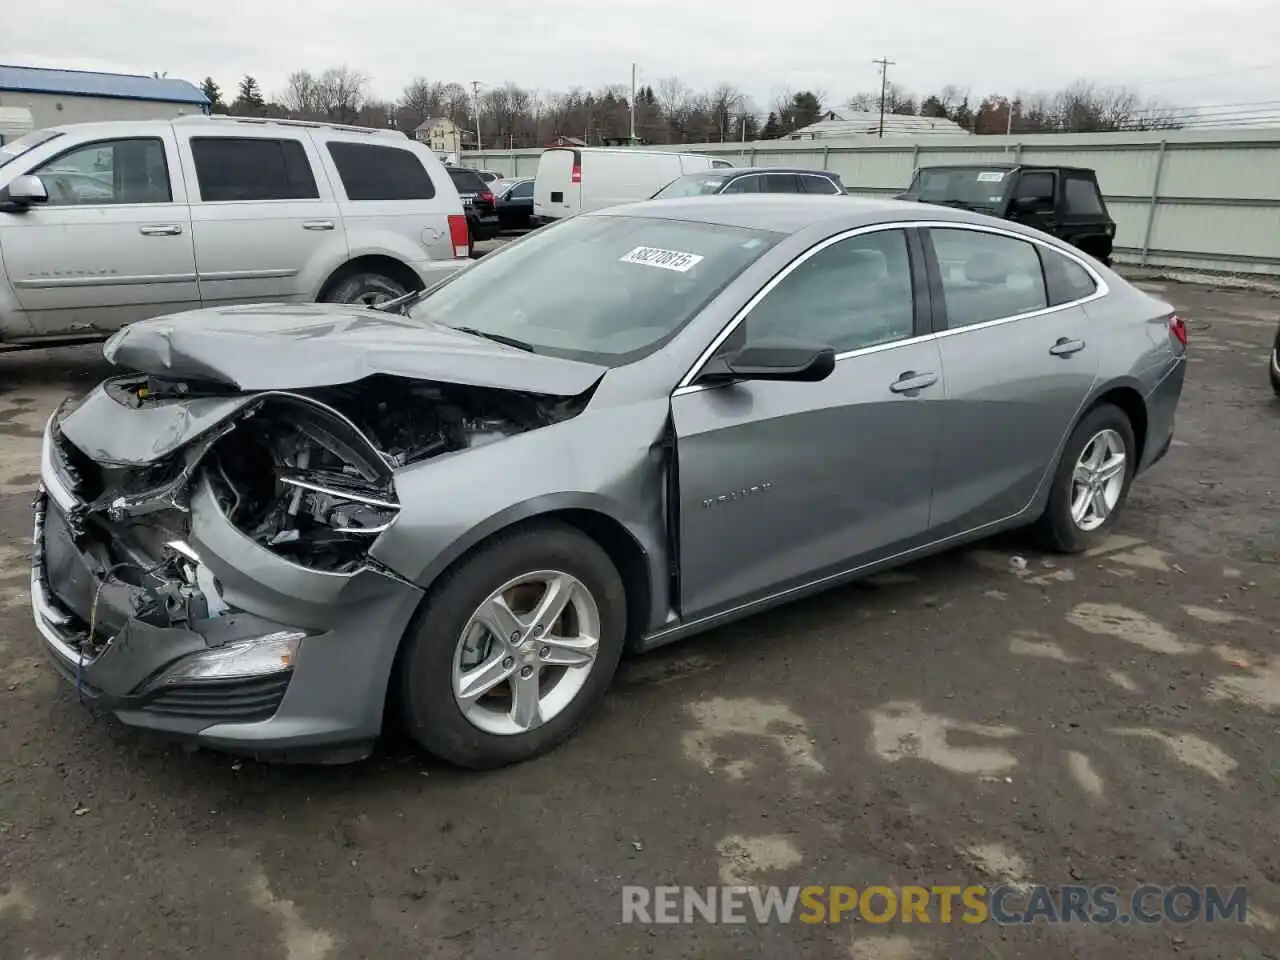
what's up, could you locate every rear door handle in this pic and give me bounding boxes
[303,220,335,231]
[139,224,182,236]
[890,371,939,394]
[1049,337,1087,357]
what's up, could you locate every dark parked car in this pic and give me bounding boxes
[651,167,846,200]
[897,163,1116,266]
[1270,321,1280,395]
[32,196,1186,769]
[494,177,535,230]
[447,167,499,248]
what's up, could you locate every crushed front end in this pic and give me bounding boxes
[31,372,568,761]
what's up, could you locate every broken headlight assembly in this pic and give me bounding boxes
[154,630,307,684]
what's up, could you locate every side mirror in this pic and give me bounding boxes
[696,340,836,385]
[3,174,49,209]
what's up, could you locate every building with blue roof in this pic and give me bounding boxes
[0,64,210,132]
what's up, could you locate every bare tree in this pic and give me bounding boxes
[315,66,368,124]
[656,76,694,140]
[281,70,321,116]
[400,78,445,127]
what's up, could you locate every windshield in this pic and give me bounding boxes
[652,174,730,199]
[903,168,1010,208]
[408,214,782,365]
[0,129,63,169]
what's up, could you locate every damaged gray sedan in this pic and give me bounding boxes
[32,195,1186,768]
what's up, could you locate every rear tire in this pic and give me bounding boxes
[1035,403,1137,554]
[321,271,411,307]
[397,522,627,769]
[1269,330,1280,396]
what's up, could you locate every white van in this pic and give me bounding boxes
[532,147,732,224]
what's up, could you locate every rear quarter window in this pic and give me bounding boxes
[1039,246,1099,306]
[327,142,436,201]
[1064,177,1106,217]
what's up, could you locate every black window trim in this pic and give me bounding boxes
[799,173,842,195]
[676,220,1110,393]
[189,134,320,204]
[26,136,175,206]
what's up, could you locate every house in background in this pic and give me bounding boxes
[414,117,473,156]
[0,64,209,130]
[789,110,969,139]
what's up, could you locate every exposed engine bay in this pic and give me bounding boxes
[49,372,591,649]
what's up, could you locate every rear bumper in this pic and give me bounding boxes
[31,416,425,761]
[1139,355,1187,474]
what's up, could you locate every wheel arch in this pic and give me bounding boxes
[402,496,664,652]
[317,254,424,301]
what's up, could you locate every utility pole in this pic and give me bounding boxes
[629,63,637,144]
[471,81,483,152]
[873,56,895,138]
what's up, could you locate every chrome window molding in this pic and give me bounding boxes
[674,219,1110,394]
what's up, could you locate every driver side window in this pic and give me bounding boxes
[730,229,916,355]
[32,138,172,206]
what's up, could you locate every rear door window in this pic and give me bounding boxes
[190,137,319,202]
[327,142,436,200]
[929,227,1049,328]
[721,175,760,194]
[510,180,534,199]
[1015,171,1056,208]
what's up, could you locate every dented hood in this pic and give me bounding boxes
[102,304,607,396]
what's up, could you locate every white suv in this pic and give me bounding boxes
[0,115,472,348]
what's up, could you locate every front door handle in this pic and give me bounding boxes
[1049,337,1087,357]
[303,220,336,231]
[890,371,939,395]
[139,224,182,236]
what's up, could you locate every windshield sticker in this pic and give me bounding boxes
[976,171,1006,182]
[619,246,705,272]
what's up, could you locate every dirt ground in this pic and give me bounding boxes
[1,281,1277,960]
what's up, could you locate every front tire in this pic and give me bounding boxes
[1036,403,1137,553]
[397,522,627,769]
[321,271,411,307]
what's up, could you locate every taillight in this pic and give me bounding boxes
[480,191,495,206]
[448,214,470,258]
[571,163,582,184]
[1169,314,1188,347]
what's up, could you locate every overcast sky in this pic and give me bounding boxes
[14,0,1280,119]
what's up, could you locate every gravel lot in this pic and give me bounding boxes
[0,280,1277,960]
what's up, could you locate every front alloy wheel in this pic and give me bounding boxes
[453,571,601,736]
[1270,330,1280,396]
[397,522,626,769]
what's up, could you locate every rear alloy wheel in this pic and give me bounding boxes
[1036,403,1136,553]
[321,271,411,308]
[397,522,626,769]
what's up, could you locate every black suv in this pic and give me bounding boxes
[897,164,1116,266]
[651,167,846,199]
[446,167,500,249]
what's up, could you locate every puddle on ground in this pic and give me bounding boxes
[1066,751,1105,801]
[683,697,826,779]
[1109,728,1237,782]
[959,842,1032,893]
[1066,603,1197,655]
[848,934,925,960]
[715,834,804,886]
[247,868,337,960]
[1008,631,1078,663]
[867,701,1019,776]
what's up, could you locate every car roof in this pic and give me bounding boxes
[919,162,1095,174]
[675,167,841,179]
[593,194,1005,234]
